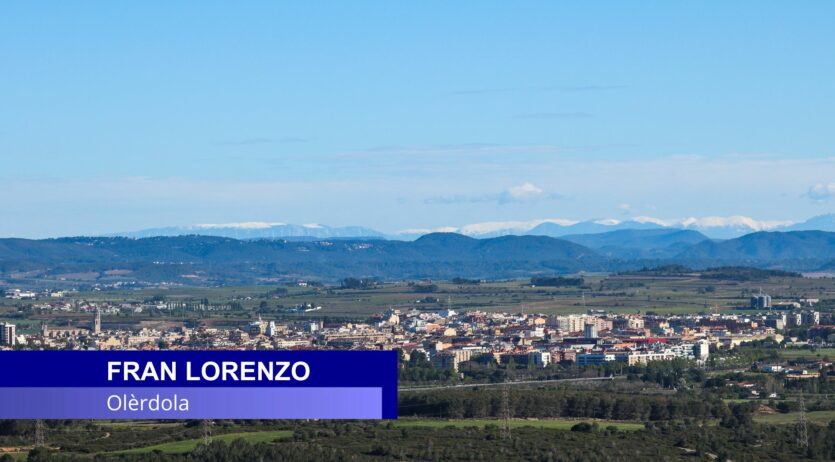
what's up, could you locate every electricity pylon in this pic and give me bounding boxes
[500,383,511,439]
[797,391,808,448]
[34,419,45,447]
[201,419,212,445]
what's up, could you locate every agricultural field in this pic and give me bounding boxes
[8,272,835,324]
[778,348,835,359]
[754,410,835,425]
[113,430,292,454]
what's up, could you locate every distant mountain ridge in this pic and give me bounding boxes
[526,220,665,238]
[0,233,605,285]
[109,214,835,241]
[675,230,835,263]
[786,214,835,232]
[4,230,835,286]
[561,228,710,259]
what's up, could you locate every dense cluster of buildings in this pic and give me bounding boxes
[2,295,828,377]
[1,287,828,378]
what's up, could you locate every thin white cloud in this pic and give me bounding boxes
[503,182,544,201]
[617,203,632,215]
[806,183,835,202]
[425,182,558,205]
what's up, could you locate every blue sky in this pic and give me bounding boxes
[2,1,835,237]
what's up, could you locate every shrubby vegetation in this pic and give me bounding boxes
[699,267,802,281]
[621,265,694,276]
[340,277,379,289]
[451,278,480,285]
[414,284,439,294]
[18,419,835,461]
[622,266,801,281]
[530,276,584,287]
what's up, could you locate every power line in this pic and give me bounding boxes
[34,419,45,447]
[500,382,511,439]
[201,419,213,445]
[796,391,808,448]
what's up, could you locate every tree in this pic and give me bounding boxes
[570,422,594,432]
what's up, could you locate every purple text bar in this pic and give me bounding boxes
[0,387,382,419]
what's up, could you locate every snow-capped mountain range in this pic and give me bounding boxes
[111,214,835,240]
[110,223,385,240]
[405,216,796,240]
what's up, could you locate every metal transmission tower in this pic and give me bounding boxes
[34,419,45,447]
[797,392,809,448]
[500,383,511,439]
[201,419,213,445]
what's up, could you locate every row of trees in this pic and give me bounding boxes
[530,276,584,287]
[339,277,378,289]
[399,388,734,421]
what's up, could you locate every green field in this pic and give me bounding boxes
[0,452,27,462]
[722,398,758,403]
[113,430,292,454]
[754,410,835,425]
[779,348,835,359]
[97,421,182,429]
[394,418,644,431]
